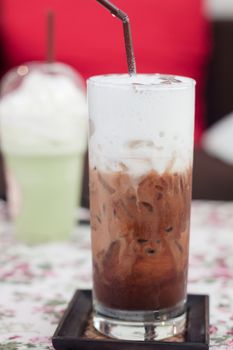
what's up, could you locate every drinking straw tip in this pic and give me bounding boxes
[96,0,136,75]
[47,10,55,63]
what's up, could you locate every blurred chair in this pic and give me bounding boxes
[192,19,233,201]
[193,149,233,200]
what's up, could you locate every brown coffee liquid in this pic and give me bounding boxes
[90,167,192,311]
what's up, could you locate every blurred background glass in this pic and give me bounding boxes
[0,62,87,243]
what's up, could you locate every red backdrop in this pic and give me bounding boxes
[1,0,211,143]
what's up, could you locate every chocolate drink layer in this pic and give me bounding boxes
[90,167,192,311]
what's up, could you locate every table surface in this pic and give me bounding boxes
[0,200,233,350]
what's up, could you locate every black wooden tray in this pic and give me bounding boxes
[52,290,209,350]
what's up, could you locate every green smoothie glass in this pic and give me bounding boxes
[0,62,87,244]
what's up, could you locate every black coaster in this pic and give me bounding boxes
[52,290,209,350]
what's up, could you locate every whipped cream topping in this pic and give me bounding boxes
[89,73,194,89]
[0,69,88,155]
[88,74,195,175]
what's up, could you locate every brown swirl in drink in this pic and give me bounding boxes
[90,166,192,311]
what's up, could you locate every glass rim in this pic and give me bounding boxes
[87,73,196,90]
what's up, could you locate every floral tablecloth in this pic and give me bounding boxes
[0,200,233,350]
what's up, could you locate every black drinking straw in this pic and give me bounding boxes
[96,0,136,75]
[47,10,55,63]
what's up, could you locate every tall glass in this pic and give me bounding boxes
[88,74,195,340]
[0,62,87,244]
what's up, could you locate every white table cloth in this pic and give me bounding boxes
[0,200,233,349]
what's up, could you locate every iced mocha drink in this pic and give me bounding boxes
[88,74,195,340]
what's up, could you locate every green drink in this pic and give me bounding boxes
[0,62,87,243]
[5,152,83,243]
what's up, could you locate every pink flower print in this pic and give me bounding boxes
[1,270,15,280]
[227,328,233,335]
[218,319,226,324]
[8,335,21,340]
[43,270,56,277]
[0,262,35,282]
[216,258,227,268]
[15,263,34,277]
[213,261,233,279]
[208,210,223,227]
[193,254,205,262]
[33,305,54,313]
[215,267,233,279]
[209,325,218,335]
[0,309,15,318]
[227,338,233,346]
[29,336,50,343]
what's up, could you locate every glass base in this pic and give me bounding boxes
[93,303,187,341]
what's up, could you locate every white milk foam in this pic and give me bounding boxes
[0,70,88,155]
[88,74,195,175]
